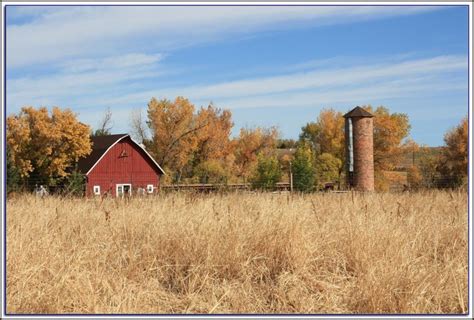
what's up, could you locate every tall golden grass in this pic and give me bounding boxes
[6,191,468,314]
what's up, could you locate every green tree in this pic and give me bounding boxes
[250,155,282,190]
[315,153,342,189]
[292,144,316,192]
[6,151,21,194]
[63,169,86,196]
[276,138,297,149]
[194,159,230,184]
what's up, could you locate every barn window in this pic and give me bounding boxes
[93,185,101,195]
[119,150,128,158]
[147,184,154,193]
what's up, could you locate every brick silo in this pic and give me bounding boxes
[343,106,375,191]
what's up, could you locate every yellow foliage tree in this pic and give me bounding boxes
[403,139,422,189]
[233,127,279,182]
[146,97,202,179]
[145,98,236,183]
[443,117,468,173]
[300,106,410,191]
[437,117,468,187]
[6,106,92,183]
[365,106,411,172]
[194,104,234,164]
[300,108,345,159]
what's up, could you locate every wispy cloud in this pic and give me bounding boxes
[7,53,166,108]
[7,5,439,68]
[87,54,467,108]
[8,54,466,115]
[59,53,163,73]
[177,55,467,100]
[6,5,466,145]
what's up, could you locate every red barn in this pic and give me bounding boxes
[78,134,165,197]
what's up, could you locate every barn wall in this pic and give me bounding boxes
[86,138,161,196]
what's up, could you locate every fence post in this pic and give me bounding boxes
[289,161,293,192]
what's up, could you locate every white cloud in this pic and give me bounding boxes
[87,54,466,109]
[7,52,467,137]
[214,77,466,110]
[175,55,467,100]
[7,5,439,68]
[8,53,466,115]
[59,53,163,73]
[7,53,166,108]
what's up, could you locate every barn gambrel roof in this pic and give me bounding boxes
[77,134,165,175]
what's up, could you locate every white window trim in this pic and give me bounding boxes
[147,184,154,193]
[116,183,132,197]
[93,185,101,195]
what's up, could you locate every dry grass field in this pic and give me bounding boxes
[6,191,468,314]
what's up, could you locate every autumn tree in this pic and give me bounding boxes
[300,109,345,180]
[6,106,92,186]
[300,109,345,159]
[191,104,234,178]
[403,139,419,168]
[145,97,203,181]
[300,106,410,191]
[407,165,423,189]
[357,105,411,190]
[437,117,468,187]
[367,106,411,172]
[417,146,442,188]
[233,127,279,182]
[400,139,423,189]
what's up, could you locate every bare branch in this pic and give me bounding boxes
[129,108,149,143]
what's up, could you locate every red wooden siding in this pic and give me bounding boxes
[86,137,161,197]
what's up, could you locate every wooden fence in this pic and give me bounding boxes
[160,182,291,192]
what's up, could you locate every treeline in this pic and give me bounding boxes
[6,97,468,193]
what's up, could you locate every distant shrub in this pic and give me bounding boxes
[292,144,315,192]
[250,154,282,190]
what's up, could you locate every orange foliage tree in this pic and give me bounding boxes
[6,106,92,184]
[145,97,201,180]
[233,127,279,182]
[145,97,235,183]
[194,104,233,161]
[437,117,468,187]
[300,106,411,190]
[367,106,411,172]
[192,104,234,183]
[362,106,411,190]
[300,108,345,159]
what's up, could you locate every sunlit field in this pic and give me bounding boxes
[6,191,468,314]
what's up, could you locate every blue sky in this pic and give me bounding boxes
[5,5,469,146]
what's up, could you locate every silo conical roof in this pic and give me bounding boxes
[343,106,374,118]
